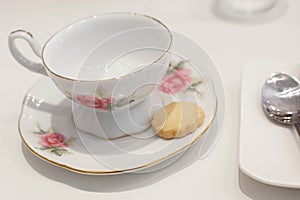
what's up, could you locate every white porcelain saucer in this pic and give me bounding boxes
[18,32,225,175]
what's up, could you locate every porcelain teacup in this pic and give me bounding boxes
[9,12,172,139]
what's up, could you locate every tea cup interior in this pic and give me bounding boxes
[42,13,172,81]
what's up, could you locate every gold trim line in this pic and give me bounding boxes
[41,12,173,82]
[10,29,33,38]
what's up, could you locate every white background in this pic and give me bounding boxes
[1,0,300,199]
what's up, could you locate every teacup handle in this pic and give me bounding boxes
[8,30,47,75]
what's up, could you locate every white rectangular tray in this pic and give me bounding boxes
[239,59,300,188]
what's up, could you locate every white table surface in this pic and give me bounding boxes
[1,0,300,199]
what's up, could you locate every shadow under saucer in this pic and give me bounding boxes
[21,136,204,193]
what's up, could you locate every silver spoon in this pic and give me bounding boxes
[262,72,300,140]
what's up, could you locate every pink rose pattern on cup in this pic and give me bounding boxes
[33,124,75,156]
[76,95,114,110]
[75,85,136,110]
[75,60,202,110]
[159,60,202,94]
[75,92,133,111]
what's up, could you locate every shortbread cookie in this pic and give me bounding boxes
[151,102,205,139]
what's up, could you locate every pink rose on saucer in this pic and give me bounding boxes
[159,68,193,94]
[39,132,68,148]
[76,95,113,110]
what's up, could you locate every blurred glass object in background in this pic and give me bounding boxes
[214,0,287,23]
[219,0,276,15]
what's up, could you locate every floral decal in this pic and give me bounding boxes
[33,124,75,156]
[76,95,114,110]
[75,86,135,111]
[159,68,192,94]
[159,60,202,94]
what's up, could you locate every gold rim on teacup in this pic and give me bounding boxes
[39,12,173,82]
